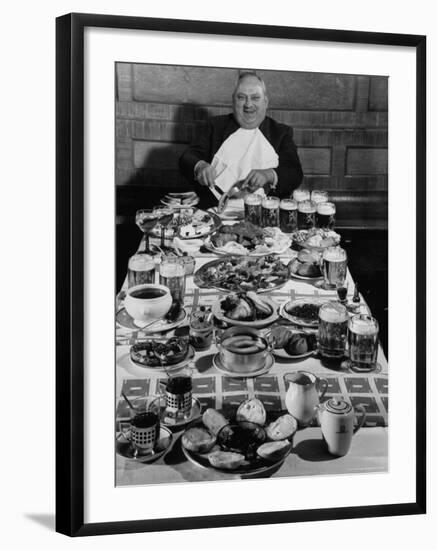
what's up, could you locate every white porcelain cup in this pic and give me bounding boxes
[124,283,172,323]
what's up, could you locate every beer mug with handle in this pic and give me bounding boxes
[284,371,328,426]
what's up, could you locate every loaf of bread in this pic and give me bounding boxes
[265,414,298,441]
[208,450,245,470]
[182,427,216,453]
[202,409,228,436]
[257,440,292,462]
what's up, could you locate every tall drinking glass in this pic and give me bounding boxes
[135,209,159,254]
[261,196,280,227]
[279,198,298,233]
[244,193,262,225]
[153,207,174,250]
[321,246,347,290]
[318,302,349,360]
[297,200,316,230]
[127,254,155,288]
[159,257,186,305]
[311,189,329,204]
[316,202,336,230]
[348,314,379,372]
[292,188,311,203]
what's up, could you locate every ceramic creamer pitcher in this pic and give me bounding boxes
[318,397,366,456]
[284,371,328,426]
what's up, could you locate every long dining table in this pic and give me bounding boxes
[115,230,388,487]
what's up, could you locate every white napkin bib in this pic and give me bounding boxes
[212,128,279,193]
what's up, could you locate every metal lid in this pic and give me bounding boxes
[325,397,352,414]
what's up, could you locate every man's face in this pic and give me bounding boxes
[233,76,268,129]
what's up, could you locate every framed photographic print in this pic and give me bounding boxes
[56,13,426,536]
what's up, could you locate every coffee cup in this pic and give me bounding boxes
[121,401,161,456]
[124,283,172,324]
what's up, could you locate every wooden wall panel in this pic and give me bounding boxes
[115,63,388,229]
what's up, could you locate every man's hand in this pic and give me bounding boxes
[242,169,275,193]
[194,161,216,187]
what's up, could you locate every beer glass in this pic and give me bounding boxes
[135,209,159,254]
[279,198,298,233]
[292,188,311,203]
[297,200,316,230]
[127,253,155,288]
[244,193,262,225]
[153,207,174,249]
[261,196,280,227]
[348,314,379,372]
[318,302,349,359]
[321,246,347,290]
[311,189,329,204]
[316,202,336,230]
[159,257,186,305]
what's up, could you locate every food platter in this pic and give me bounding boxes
[151,208,221,240]
[291,228,341,252]
[279,298,329,327]
[212,294,279,328]
[194,255,290,293]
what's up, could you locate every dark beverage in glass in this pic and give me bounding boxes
[127,254,155,288]
[244,194,262,226]
[316,202,336,230]
[261,196,280,227]
[165,374,193,418]
[279,198,298,232]
[297,200,316,229]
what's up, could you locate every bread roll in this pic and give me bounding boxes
[208,450,245,470]
[202,409,228,436]
[257,440,292,462]
[182,427,216,453]
[236,398,266,425]
[265,414,298,441]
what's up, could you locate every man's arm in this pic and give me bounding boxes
[274,126,303,198]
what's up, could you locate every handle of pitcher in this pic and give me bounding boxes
[318,377,328,399]
[353,404,367,434]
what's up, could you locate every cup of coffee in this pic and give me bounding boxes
[124,283,172,324]
[127,408,161,456]
[162,370,193,419]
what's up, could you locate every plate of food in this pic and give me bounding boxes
[194,255,290,293]
[205,221,291,256]
[269,326,318,359]
[280,297,329,327]
[181,399,297,476]
[151,208,221,240]
[288,249,323,280]
[160,192,200,209]
[292,228,341,252]
[129,336,194,371]
[212,292,279,328]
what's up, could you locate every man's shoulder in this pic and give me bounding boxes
[263,115,293,136]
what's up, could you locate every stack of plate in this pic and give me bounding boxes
[161,192,199,208]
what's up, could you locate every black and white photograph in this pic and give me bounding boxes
[114,63,389,486]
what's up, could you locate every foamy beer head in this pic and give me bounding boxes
[317,202,336,216]
[279,198,298,232]
[311,189,329,204]
[280,198,297,211]
[128,254,155,272]
[293,188,311,203]
[297,200,316,214]
[349,314,379,336]
[316,201,336,229]
[322,246,346,263]
[262,196,280,209]
[261,196,280,227]
[244,193,262,206]
[319,301,348,324]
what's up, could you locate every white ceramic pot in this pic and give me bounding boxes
[124,284,172,323]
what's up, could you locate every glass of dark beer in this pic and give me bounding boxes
[279,198,298,233]
[244,193,262,226]
[292,188,311,203]
[261,196,280,227]
[127,254,156,288]
[297,200,316,230]
[311,189,329,204]
[316,201,336,230]
[348,314,379,372]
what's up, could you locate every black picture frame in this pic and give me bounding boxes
[56,12,426,537]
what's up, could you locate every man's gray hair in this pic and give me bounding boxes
[233,71,268,97]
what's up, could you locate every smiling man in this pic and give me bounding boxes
[179,71,303,208]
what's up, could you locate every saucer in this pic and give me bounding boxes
[148,396,202,427]
[212,352,274,378]
[115,426,173,463]
[116,307,187,334]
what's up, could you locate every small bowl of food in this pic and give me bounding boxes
[130,336,190,368]
[279,298,328,327]
[217,326,271,373]
[292,228,341,253]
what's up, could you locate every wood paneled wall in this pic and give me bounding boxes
[116,63,388,229]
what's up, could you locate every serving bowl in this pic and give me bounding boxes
[124,283,172,324]
[217,326,271,374]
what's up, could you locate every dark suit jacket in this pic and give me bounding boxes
[179,114,303,208]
